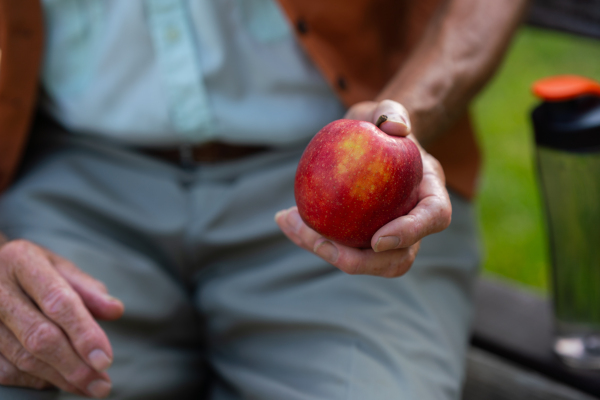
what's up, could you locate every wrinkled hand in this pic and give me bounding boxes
[0,238,124,398]
[275,99,452,278]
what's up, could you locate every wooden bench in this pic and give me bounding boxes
[464,278,600,399]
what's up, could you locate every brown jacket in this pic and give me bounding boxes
[0,0,480,199]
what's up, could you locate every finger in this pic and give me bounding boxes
[313,237,420,278]
[0,352,52,390]
[0,242,112,397]
[275,207,323,251]
[276,208,420,277]
[47,252,124,321]
[0,282,111,397]
[372,156,451,251]
[12,247,115,372]
[0,322,82,394]
[344,101,377,121]
[371,99,411,137]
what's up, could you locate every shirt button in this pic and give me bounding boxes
[296,19,308,35]
[165,26,181,43]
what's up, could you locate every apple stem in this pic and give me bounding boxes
[375,114,388,128]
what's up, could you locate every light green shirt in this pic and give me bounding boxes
[41,0,345,147]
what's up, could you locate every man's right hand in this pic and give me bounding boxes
[0,237,124,398]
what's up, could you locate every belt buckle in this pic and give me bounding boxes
[179,144,195,167]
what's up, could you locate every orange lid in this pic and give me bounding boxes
[532,75,600,101]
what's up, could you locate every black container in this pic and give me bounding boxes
[532,75,600,369]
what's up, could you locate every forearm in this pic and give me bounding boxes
[377,0,530,147]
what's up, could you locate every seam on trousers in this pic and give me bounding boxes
[344,341,357,400]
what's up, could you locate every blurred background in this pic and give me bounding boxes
[473,26,600,292]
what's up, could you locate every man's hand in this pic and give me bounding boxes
[0,239,124,398]
[275,100,451,278]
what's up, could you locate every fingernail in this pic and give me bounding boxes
[314,241,339,263]
[87,379,111,398]
[391,119,409,130]
[386,113,410,129]
[274,210,286,222]
[286,210,303,233]
[375,236,400,252]
[88,349,112,372]
[102,293,121,304]
[387,113,406,124]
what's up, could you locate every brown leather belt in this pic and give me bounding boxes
[141,142,269,166]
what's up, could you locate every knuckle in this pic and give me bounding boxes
[432,199,452,233]
[387,260,410,278]
[64,366,92,386]
[380,98,398,109]
[405,215,422,242]
[382,269,399,278]
[24,322,62,356]
[442,207,452,229]
[428,154,443,171]
[386,248,417,278]
[13,349,39,373]
[382,258,401,278]
[424,154,445,178]
[343,259,362,275]
[41,286,78,319]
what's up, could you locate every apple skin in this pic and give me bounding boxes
[294,119,423,248]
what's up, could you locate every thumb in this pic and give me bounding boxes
[47,251,125,320]
[373,99,411,137]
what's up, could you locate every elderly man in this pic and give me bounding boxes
[0,0,528,399]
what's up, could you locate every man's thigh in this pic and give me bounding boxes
[191,146,480,400]
[0,139,207,399]
[0,129,480,399]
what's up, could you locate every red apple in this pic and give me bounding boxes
[294,118,423,248]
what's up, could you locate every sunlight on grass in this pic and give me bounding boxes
[472,27,600,292]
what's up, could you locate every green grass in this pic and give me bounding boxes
[472,27,600,292]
